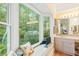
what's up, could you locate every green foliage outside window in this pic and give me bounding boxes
[19,4,39,45]
[0,4,7,56]
[0,4,7,22]
[44,17,50,38]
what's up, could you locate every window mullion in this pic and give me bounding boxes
[6,4,11,54]
[39,16,44,42]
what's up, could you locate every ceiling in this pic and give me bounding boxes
[27,3,79,15]
[27,3,51,15]
[54,3,79,13]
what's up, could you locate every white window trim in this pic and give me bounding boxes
[8,4,19,52]
[50,16,54,45]
[39,16,44,43]
[7,4,11,54]
[0,4,11,54]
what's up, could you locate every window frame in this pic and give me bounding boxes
[0,4,11,55]
[6,4,53,52]
[19,4,40,45]
[20,4,52,47]
[44,16,50,38]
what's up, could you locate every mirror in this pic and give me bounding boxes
[54,17,79,35]
[60,19,69,34]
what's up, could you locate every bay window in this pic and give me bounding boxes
[44,17,50,38]
[0,4,9,56]
[19,4,39,45]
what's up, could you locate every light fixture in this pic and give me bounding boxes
[55,7,79,19]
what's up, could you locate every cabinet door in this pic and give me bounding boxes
[63,39,75,55]
[55,38,63,52]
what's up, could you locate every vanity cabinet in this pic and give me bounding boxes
[55,38,75,55]
[54,38,64,52]
[75,40,79,56]
[63,39,75,55]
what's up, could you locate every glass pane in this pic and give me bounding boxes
[0,24,7,56]
[0,4,7,22]
[0,4,7,56]
[60,19,69,34]
[19,4,39,45]
[44,17,50,38]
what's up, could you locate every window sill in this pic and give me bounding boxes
[32,42,41,48]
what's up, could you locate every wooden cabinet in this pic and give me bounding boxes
[55,38,75,55]
[75,40,79,56]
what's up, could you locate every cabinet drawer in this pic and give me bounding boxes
[63,46,75,55]
[63,39,75,55]
[63,39,75,47]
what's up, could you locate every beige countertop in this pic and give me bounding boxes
[54,34,79,40]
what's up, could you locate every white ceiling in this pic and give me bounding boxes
[28,3,51,15]
[54,3,79,13]
[27,3,79,15]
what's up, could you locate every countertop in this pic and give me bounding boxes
[53,34,79,40]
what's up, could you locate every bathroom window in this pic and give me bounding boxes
[0,25,7,56]
[44,16,50,38]
[0,4,7,22]
[60,19,69,34]
[0,4,8,56]
[19,4,39,45]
